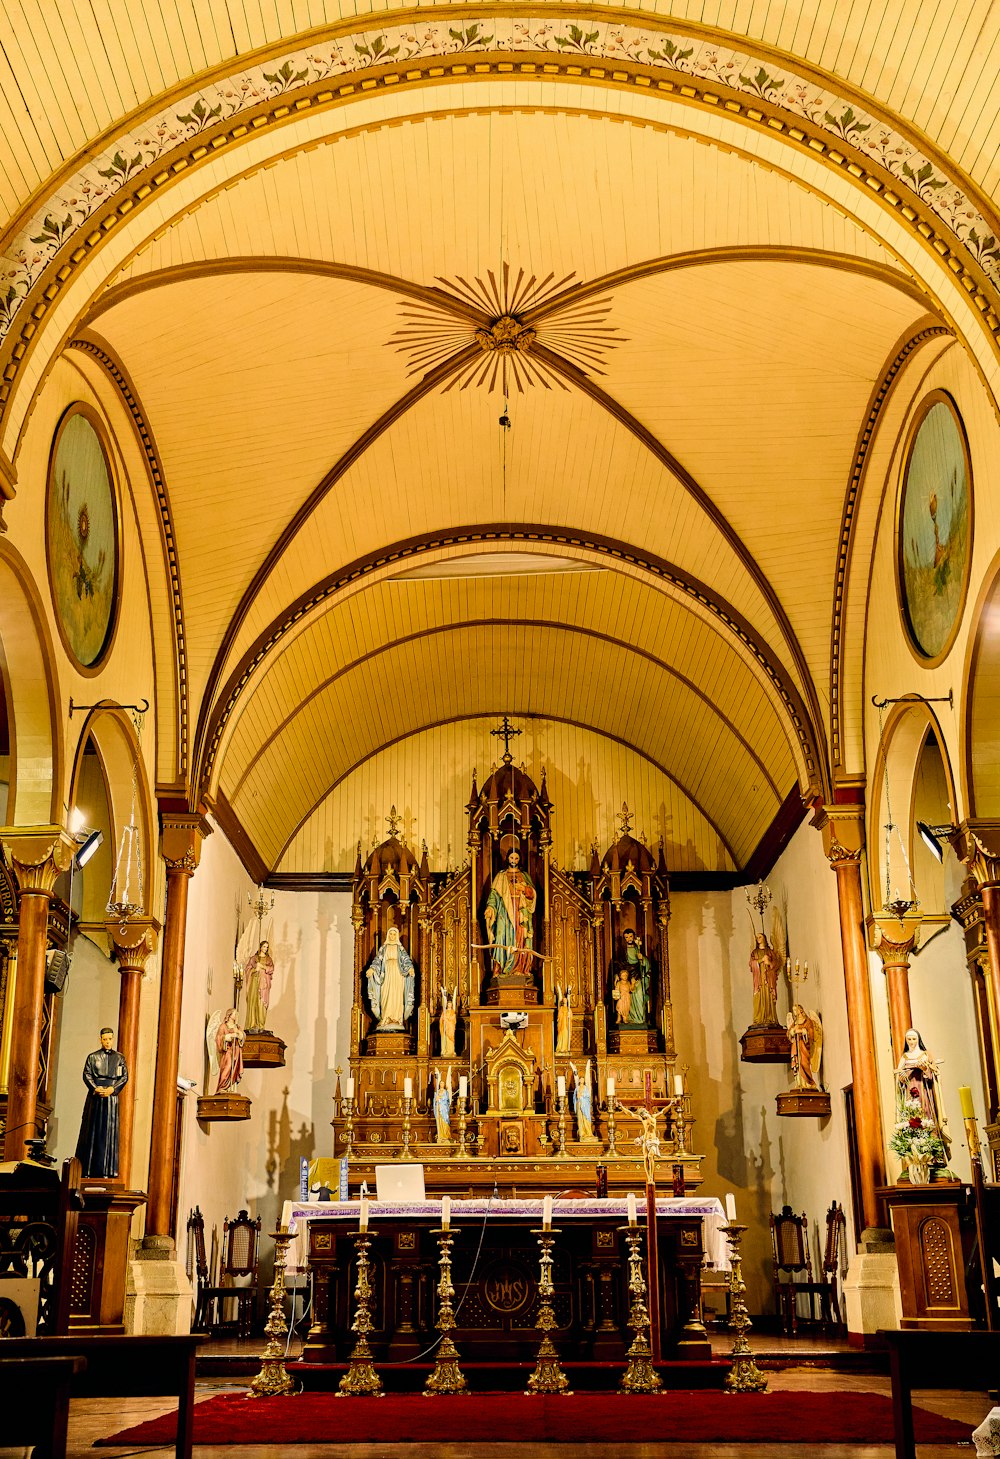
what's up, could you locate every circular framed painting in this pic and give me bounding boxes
[45,406,120,670]
[897,391,973,665]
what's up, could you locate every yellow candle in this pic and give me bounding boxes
[959,1085,975,1119]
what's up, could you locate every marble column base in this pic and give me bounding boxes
[125,1235,194,1335]
[844,1237,901,1347]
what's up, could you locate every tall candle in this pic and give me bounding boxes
[627,1192,637,1226]
[542,1195,552,1230]
[345,1076,355,1099]
[441,1195,451,1230]
[606,1075,616,1098]
[557,1075,566,1098]
[725,1192,737,1223]
[459,1075,468,1099]
[359,1196,369,1232]
[403,1077,413,1099]
[673,1074,684,1097]
[959,1085,975,1119]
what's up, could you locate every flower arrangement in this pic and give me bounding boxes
[889,1094,946,1167]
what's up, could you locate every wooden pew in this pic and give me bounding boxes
[0,1353,85,1457]
[878,1329,1000,1459]
[0,1334,204,1459]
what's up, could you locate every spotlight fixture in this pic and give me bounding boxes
[915,821,955,864]
[74,828,104,867]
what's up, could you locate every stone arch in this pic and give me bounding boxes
[868,699,958,915]
[67,705,153,916]
[0,540,62,825]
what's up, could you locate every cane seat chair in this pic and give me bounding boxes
[769,1201,845,1336]
[187,1206,261,1338]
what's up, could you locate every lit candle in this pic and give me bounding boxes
[606,1075,616,1098]
[403,1077,413,1099]
[557,1075,566,1098]
[627,1192,637,1226]
[725,1192,737,1223]
[345,1076,355,1099]
[441,1195,451,1230]
[673,1074,684,1097]
[359,1196,369,1232]
[542,1195,552,1230]
[459,1075,468,1100]
[959,1085,975,1119]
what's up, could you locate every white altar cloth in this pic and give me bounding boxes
[279,1195,730,1274]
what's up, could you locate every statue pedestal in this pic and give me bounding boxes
[843,1232,900,1347]
[776,1089,831,1118]
[739,1025,791,1063]
[70,1186,146,1333]
[243,1030,287,1068]
[196,1092,251,1122]
[125,1235,194,1336]
[608,1028,658,1054]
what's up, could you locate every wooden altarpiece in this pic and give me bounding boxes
[334,752,702,1194]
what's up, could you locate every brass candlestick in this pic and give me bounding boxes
[619,1224,662,1394]
[248,1225,296,1398]
[337,1230,383,1396]
[526,1228,573,1394]
[343,1094,355,1157]
[456,1095,470,1157]
[606,1095,619,1158]
[424,1226,467,1395]
[401,1094,413,1159]
[555,1093,568,1157]
[672,1096,689,1158]
[722,1222,767,1393]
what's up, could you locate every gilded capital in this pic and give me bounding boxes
[867,911,921,965]
[950,820,1000,889]
[0,825,75,896]
[105,915,160,975]
[159,810,211,875]
[813,804,865,866]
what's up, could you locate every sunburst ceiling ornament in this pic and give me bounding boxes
[390,264,624,393]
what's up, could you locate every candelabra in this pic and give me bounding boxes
[249,1226,296,1397]
[337,1230,383,1396]
[721,1222,767,1393]
[555,1093,568,1158]
[672,1094,689,1158]
[618,1224,662,1394]
[456,1094,470,1158]
[343,1094,355,1158]
[526,1228,572,1394]
[424,1226,467,1394]
[400,1095,413,1159]
[606,1095,619,1158]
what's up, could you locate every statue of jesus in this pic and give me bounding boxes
[484,841,537,978]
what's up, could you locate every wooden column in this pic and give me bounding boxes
[0,827,73,1160]
[867,912,921,1060]
[104,916,159,1189]
[145,812,209,1239]
[815,807,886,1231]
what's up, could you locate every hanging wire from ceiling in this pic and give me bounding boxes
[876,698,917,916]
[107,702,147,930]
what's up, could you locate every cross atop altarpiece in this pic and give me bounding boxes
[490,715,522,765]
[385,805,401,839]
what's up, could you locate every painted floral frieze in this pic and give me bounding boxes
[1,15,996,345]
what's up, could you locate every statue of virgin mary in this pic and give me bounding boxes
[366,925,416,1030]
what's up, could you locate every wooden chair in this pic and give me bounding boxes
[187,1206,261,1338]
[769,1201,845,1335]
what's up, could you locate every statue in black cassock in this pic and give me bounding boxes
[75,1027,128,1178]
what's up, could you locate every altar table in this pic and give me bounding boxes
[281,1197,724,1366]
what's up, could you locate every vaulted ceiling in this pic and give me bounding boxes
[2,1,990,878]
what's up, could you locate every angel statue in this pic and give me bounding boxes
[207,1008,246,1094]
[555,983,573,1054]
[433,1065,453,1142]
[366,926,416,1031]
[786,1004,824,1091]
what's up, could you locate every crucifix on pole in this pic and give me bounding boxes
[490,715,522,765]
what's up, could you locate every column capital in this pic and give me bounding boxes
[813,804,865,864]
[950,820,1000,888]
[0,825,75,896]
[105,915,160,975]
[867,911,921,965]
[158,808,212,875]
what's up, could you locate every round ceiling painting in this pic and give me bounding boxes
[46,408,119,669]
[898,392,972,663]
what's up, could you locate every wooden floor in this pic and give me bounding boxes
[49,1333,992,1459]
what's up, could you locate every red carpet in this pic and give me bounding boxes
[98,1389,974,1446]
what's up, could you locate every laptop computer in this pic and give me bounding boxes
[374,1163,426,1203]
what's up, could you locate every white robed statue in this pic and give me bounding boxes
[366,926,416,1030]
